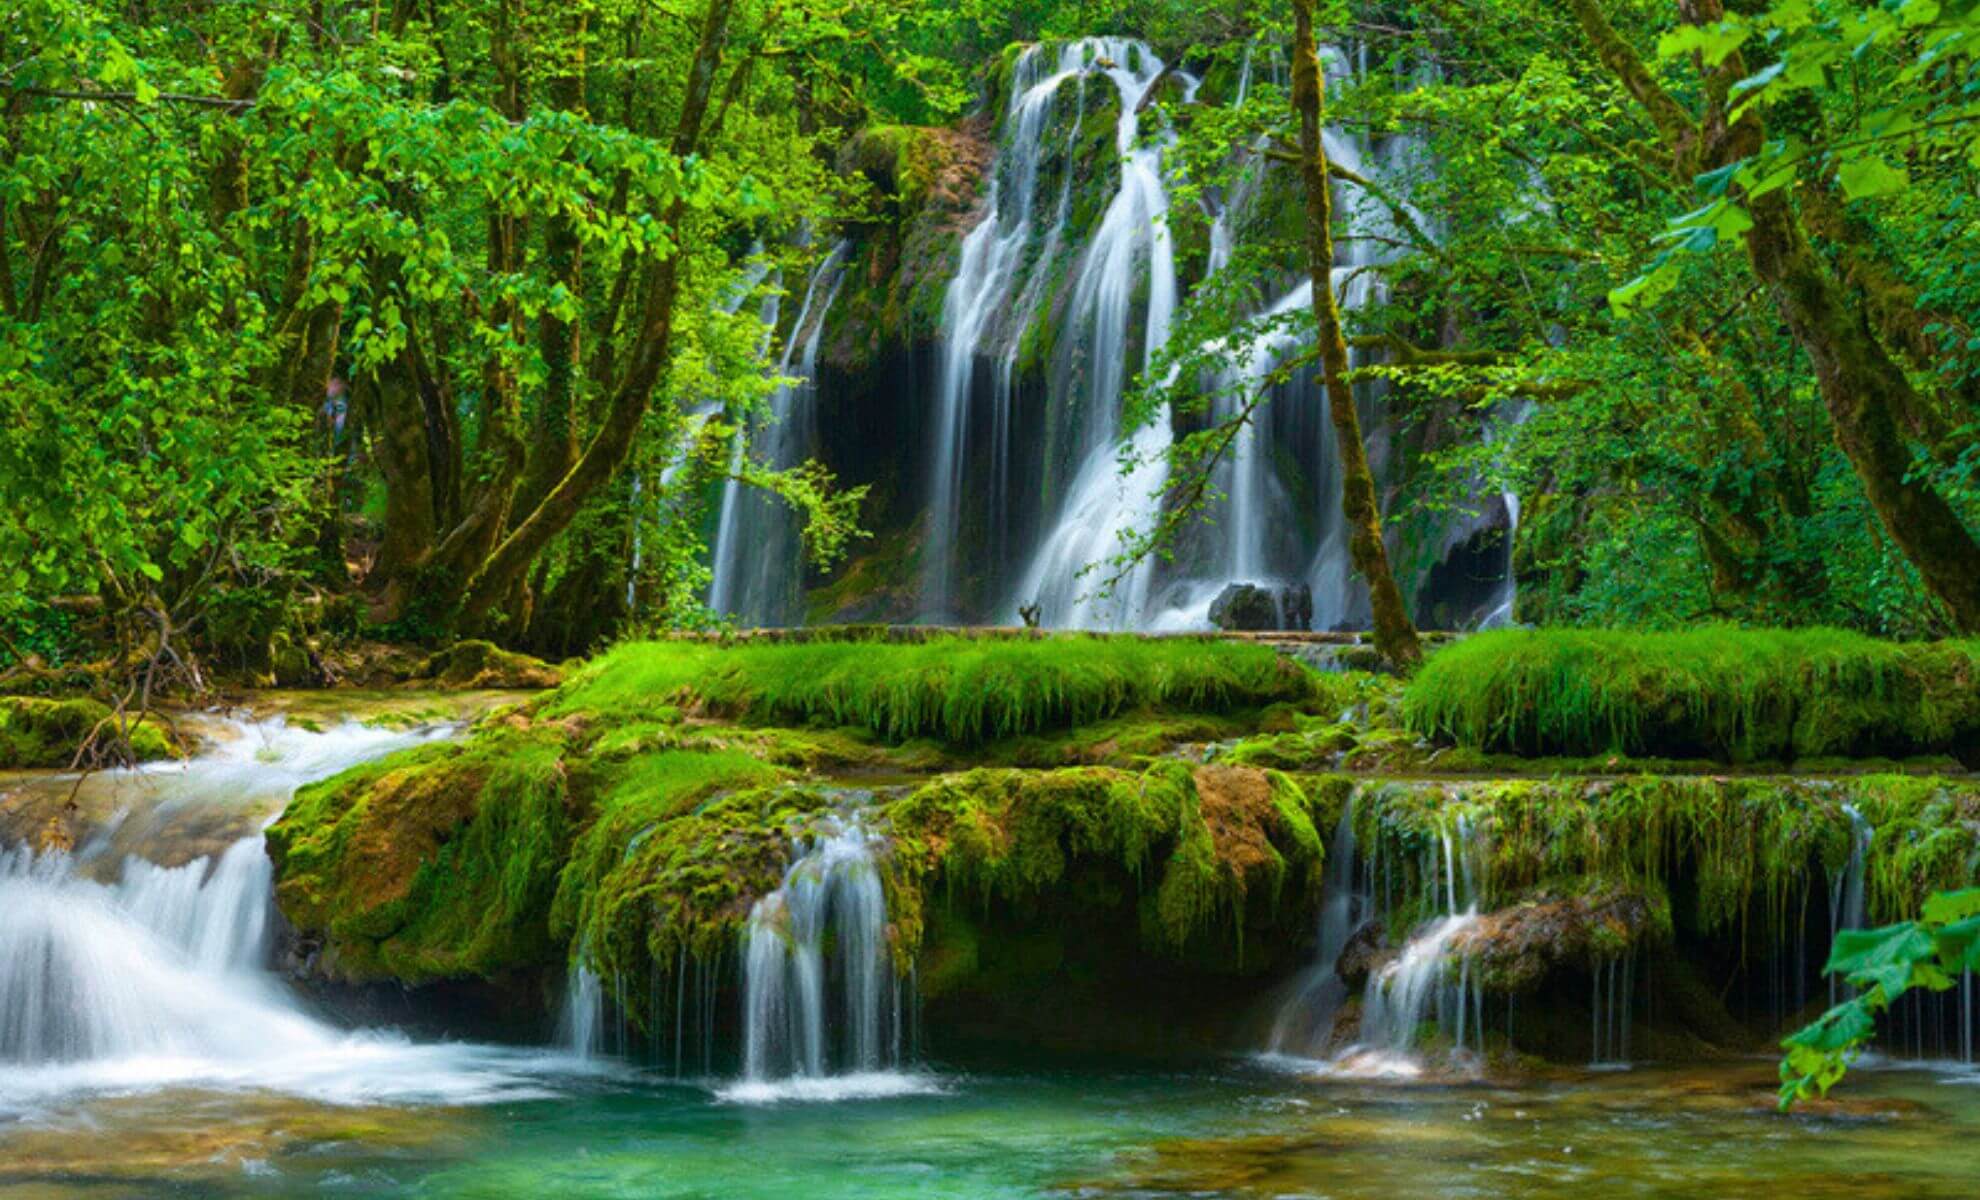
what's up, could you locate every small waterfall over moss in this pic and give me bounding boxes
[722,808,929,1102]
[0,717,575,1112]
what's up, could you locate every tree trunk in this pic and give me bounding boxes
[1290,0,1423,667]
[1563,0,1980,633]
[454,0,739,630]
[1742,192,1980,631]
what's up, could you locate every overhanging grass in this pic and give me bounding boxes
[1401,628,1980,763]
[543,636,1319,744]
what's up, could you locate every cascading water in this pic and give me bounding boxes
[1264,808,1489,1078]
[0,716,578,1115]
[920,43,1099,620]
[1144,46,1435,632]
[1350,817,1483,1070]
[1265,798,1368,1056]
[1829,803,1872,1006]
[709,241,851,625]
[1005,41,1190,629]
[634,248,776,610]
[721,807,929,1103]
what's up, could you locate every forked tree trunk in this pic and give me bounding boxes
[1290,0,1424,668]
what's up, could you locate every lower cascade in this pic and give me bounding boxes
[0,717,565,1113]
[724,808,923,1101]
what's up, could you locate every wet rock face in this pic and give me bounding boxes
[1451,886,1665,995]
[1334,920,1390,989]
[1209,584,1309,632]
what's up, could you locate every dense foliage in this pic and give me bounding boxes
[1781,887,1980,1109]
[1,0,1975,681]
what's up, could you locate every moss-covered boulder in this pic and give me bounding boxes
[0,696,176,768]
[414,640,563,690]
[1453,881,1671,994]
[266,726,577,981]
[1403,627,1980,764]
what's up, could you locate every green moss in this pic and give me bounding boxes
[885,761,1332,973]
[266,726,574,981]
[1343,773,1980,945]
[549,753,799,993]
[544,635,1317,745]
[1403,627,1980,763]
[0,696,175,767]
[416,640,563,690]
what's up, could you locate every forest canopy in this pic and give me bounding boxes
[0,0,1975,686]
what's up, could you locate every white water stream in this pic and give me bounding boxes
[0,717,589,1118]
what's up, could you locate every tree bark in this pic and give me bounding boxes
[1290,0,1422,667]
[1564,0,1980,634]
[454,0,739,630]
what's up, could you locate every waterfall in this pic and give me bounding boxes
[1828,803,1872,1007]
[0,838,325,1065]
[559,959,606,1061]
[920,43,1097,620]
[709,241,851,625]
[1327,814,1485,1076]
[0,718,577,1113]
[634,248,775,612]
[1006,40,1190,628]
[723,808,929,1103]
[1589,953,1635,1067]
[1265,798,1368,1056]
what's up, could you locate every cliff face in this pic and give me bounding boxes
[747,40,1520,630]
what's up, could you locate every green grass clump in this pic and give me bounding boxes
[544,635,1318,744]
[1402,628,1980,763]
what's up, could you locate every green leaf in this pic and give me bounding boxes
[136,561,163,582]
[1658,21,1751,66]
[1608,258,1679,316]
[1921,889,1980,925]
[1838,155,1910,199]
[1783,996,1878,1053]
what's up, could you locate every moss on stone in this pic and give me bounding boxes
[415,640,563,690]
[1343,773,1980,943]
[0,696,175,768]
[266,726,575,981]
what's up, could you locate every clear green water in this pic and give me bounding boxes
[7,1059,1980,1198]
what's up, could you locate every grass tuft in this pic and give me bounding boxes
[1401,627,1980,763]
[544,636,1319,745]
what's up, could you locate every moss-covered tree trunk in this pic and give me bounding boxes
[1566,0,1980,634]
[453,0,739,632]
[1289,0,1422,668]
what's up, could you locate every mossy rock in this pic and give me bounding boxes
[266,725,577,981]
[1451,880,1671,995]
[1403,627,1980,764]
[416,640,563,690]
[0,696,176,768]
